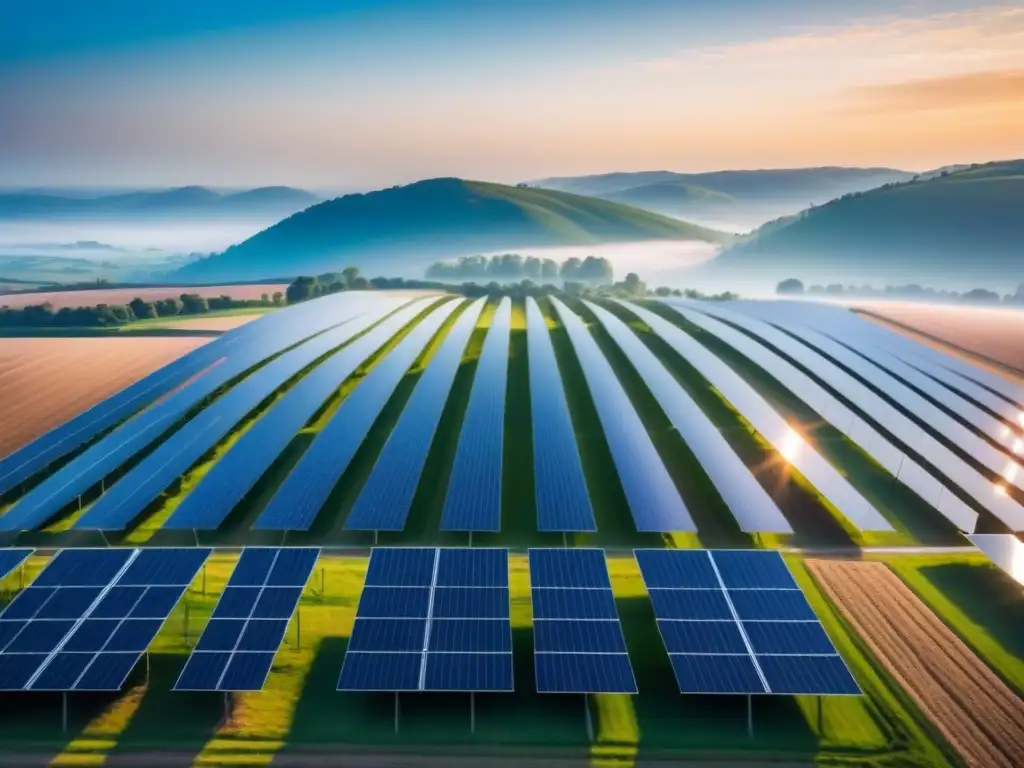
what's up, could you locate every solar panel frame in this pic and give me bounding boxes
[173,547,319,692]
[338,547,513,693]
[253,298,465,531]
[634,549,861,696]
[528,548,637,694]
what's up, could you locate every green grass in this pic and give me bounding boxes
[0,553,956,765]
[0,308,276,338]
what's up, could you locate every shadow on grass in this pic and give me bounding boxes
[918,562,1024,659]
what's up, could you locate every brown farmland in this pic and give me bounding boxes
[808,559,1024,768]
[0,284,288,310]
[853,300,1024,375]
[0,336,208,459]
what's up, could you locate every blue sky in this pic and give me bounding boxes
[2,0,1022,190]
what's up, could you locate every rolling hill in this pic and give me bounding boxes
[173,178,730,282]
[0,186,321,219]
[701,160,1024,290]
[532,167,913,228]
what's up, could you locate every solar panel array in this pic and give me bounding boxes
[526,298,596,532]
[174,547,319,691]
[529,548,636,693]
[164,298,432,530]
[345,299,486,532]
[678,300,1021,531]
[586,301,791,533]
[551,297,694,533]
[0,549,32,582]
[620,301,893,533]
[73,305,410,532]
[634,549,859,695]
[338,548,513,692]
[254,298,465,531]
[0,547,210,691]
[440,297,512,532]
[665,300,979,532]
[0,293,391,533]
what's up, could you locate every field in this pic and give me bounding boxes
[809,559,1024,767]
[852,300,1024,375]
[122,312,267,333]
[0,284,289,310]
[0,336,210,458]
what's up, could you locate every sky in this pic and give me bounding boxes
[2,0,1023,191]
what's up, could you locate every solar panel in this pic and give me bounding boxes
[619,301,892,533]
[550,297,693,533]
[676,300,1021,531]
[586,300,792,533]
[0,547,210,691]
[634,549,860,696]
[968,534,1024,587]
[0,549,32,582]
[163,298,433,530]
[440,297,512,532]
[526,298,596,532]
[174,547,319,692]
[338,547,513,692]
[253,298,465,531]
[528,548,636,694]
[0,293,390,533]
[345,299,486,532]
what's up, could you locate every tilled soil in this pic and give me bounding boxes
[808,559,1024,768]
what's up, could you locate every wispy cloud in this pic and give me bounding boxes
[844,68,1024,113]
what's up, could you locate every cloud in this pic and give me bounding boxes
[844,68,1024,112]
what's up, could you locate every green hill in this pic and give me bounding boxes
[174,178,729,282]
[606,181,736,209]
[702,160,1024,289]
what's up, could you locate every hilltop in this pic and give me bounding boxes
[701,160,1024,289]
[173,178,729,282]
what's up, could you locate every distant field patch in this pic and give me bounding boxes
[0,336,208,458]
[0,284,289,310]
[137,313,265,332]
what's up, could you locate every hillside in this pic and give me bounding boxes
[173,178,729,282]
[0,186,321,219]
[701,160,1024,289]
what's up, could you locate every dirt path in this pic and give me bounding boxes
[807,559,1024,768]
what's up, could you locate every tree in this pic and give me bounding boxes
[655,286,672,297]
[622,272,645,297]
[128,297,149,319]
[776,278,804,295]
[286,276,319,303]
[179,293,209,314]
[261,293,270,305]
[272,291,285,306]
[157,297,183,316]
[560,257,582,281]
[342,266,360,287]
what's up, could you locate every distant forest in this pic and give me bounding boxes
[426,253,615,283]
[777,278,1024,306]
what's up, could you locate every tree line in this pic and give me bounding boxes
[0,292,283,329]
[777,278,1024,306]
[425,254,615,283]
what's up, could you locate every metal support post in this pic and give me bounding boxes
[202,564,207,596]
[223,693,230,722]
[583,694,593,742]
[817,696,823,734]
[296,608,301,650]
[184,603,190,646]
[320,567,325,595]
[470,692,476,734]
[374,530,379,546]
[62,692,68,734]
[747,695,753,738]
[394,692,400,734]
[562,532,568,548]
[468,531,473,548]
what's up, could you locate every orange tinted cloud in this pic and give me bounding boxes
[845,69,1024,112]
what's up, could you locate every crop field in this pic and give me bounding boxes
[0,291,1022,765]
[0,336,210,459]
[853,300,1024,375]
[0,284,290,310]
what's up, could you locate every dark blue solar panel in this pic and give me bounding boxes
[164,303,420,530]
[129,586,188,619]
[345,300,485,532]
[529,548,610,589]
[363,548,437,587]
[424,652,513,692]
[711,550,798,590]
[212,587,262,619]
[357,587,432,618]
[440,298,511,532]
[227,549,279,587]
[0,549,31,581]
[29,652,95,691]
[534,620,628,654]
[647,589,733,620]
[0,654,45,689]
[531,588,619,620]
[431,588,510,619]
[104,619,164,652]
[757,654,860,695]
[668,654,764,694]
[551,297,693,533]
[634,549,719,589]
[75,652,139,691]
[658,620,747,655]
[265,548,320,587]
[535,653,636,694]
[218,652,276,691]
[0,622,25,650]
[34,587,103,619]
[32,549,134,587]
[744,621,835,656]
[728,590,816,622]
[526,298,596,532]
[236,620,290,652]
[62,619,117,652]
[252,587,303,619]
[91,586,145,619]
[176,651,231,690]
[337,652,422,691]
[118,548,211,586]
[195,618,246,652]
[435,548,508,588]
[6,620,75,653]
[429,620,511,653]
[2,588,53,619]
[347,619,426,652]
